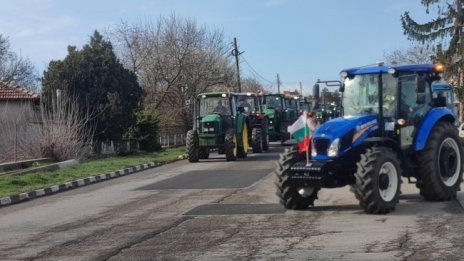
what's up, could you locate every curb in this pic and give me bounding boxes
[0,158,185,208]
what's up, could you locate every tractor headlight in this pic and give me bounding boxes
[327,138,340,157]
[269,120,273,124]
[311,141,317,157]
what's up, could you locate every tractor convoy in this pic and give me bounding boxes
[186,63,463,215]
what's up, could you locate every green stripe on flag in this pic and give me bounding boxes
[291,125,310,142]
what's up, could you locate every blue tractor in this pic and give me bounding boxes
[276,63,463,214]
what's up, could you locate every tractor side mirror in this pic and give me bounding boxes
[417,76,427,93]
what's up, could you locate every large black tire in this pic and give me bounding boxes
[225,128,237,161]
[252,127,263,153]
[275,146,319,209]
[353,147,401,214]
[199,148,210,159]
[262,126,270,151]
[280,122,290,144]
[237,124,249,159]
[416,122,463,201]
[186,130,199,163]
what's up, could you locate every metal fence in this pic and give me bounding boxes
[159,133,186,148]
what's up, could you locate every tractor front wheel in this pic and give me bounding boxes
[225,128,237,161]
[252,127,263,153]
[417,122,463,201]
[262,125,270,151]
[186,130,199,163]
[353,147,401,214]
[275,146,319,209]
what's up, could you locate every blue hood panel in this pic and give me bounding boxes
[313,114,377,141]
[312,114,378,159]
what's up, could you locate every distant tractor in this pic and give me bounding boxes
[276,63,463,214]
[186,92,250,162]
[235,92,270,152]
[262,94,299,143]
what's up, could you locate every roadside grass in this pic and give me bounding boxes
[0,147,185,197]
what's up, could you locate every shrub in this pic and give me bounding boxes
[127,105,160,152]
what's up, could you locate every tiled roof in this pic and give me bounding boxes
[0,82,39,100]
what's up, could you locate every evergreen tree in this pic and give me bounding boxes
[42,31,144,141]
[401,1,464,104]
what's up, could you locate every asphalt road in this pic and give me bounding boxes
[1,143,464,260]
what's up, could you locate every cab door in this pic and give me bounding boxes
[398,74,431,149]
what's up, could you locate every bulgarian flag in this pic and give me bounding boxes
[287,111,311,153]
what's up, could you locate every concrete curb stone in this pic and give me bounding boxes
[0,159,182,208]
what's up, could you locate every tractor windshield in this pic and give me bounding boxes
[265,95,283,110]
[199,96,231,116]
[342,74,396,117]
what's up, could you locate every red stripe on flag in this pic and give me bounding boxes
[298,136,311,153]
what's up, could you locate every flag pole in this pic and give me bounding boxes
[305,111,310,166]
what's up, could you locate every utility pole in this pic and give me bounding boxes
[232,37,242,93]
[277,73,281,94]
[299,82,303,96]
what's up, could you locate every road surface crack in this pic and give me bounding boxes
[98,216,193,261]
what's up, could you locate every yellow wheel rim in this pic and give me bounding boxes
[242,124,249,153]
[233,135,237,156]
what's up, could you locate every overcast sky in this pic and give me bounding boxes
[1,0,432,94]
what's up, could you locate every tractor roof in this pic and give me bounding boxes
[342,64,442,76]
[264,93,285,97]
[197,92,229,98]
[196,92,257,98]
[235,92,258,97]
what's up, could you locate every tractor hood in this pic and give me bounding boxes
[264,108,275,118]
[201,114,221,123]
[312,114,378,159]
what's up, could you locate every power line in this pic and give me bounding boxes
[241,55,274,84]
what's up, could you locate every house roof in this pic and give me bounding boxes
[0,82,39,100]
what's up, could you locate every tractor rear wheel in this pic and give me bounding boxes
[417,122,463,201]
[199,148,210,159]
[252,127,263,153]
[186,130,199,163]
[225,128,237,161]
[353,147,401,214]
[275,146,319,209]
[237,124,249,158]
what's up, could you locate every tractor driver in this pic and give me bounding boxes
[237,97,252,113]
[213,100,228,115]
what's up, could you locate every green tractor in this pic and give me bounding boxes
[262,94,299,143]
[186,92,250,162]
[236,92,270,152]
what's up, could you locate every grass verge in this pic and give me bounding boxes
[0,147,185,197]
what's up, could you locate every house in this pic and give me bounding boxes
[0,82,41,162]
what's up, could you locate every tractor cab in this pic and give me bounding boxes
[276,63,463,214]
[262,94,298,143]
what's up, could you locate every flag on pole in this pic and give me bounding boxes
[287,111,311,153]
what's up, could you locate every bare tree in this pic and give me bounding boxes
[39,94,95,161]
[0,35,39,92]
[241,77,268,93]
[383,45,434,65]
[109,15,235,132]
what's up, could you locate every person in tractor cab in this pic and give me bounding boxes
[237,97,252,113]
[213,100,228,115]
